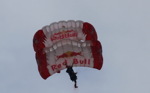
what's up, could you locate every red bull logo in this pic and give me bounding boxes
[57,51,81,59]
[51,30,77,41]
[54,30,73,35]
[51,58,91,71]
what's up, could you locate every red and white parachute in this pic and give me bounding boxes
[33,20,103,79]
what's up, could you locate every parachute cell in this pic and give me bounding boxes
[33,20,103,79]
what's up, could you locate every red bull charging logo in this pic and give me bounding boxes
[57,51,81,59]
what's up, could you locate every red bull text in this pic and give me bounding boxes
[51,30,77,41]
[51,58,91,71]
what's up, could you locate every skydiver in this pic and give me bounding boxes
[66,65,78,88]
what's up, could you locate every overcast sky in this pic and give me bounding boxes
[1,0,150,93]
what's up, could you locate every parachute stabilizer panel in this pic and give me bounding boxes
[33,20,103,79]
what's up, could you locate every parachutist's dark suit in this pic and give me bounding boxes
[66,66,78,88]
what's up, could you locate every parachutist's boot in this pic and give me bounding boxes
[74,83,78,88]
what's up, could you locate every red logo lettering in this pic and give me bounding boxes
[50,30,78,41]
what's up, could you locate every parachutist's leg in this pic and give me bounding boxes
[74,80,78,88]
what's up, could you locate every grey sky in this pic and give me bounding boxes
[0,0,150,93]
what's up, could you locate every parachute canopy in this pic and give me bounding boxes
[33,20,103,79]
